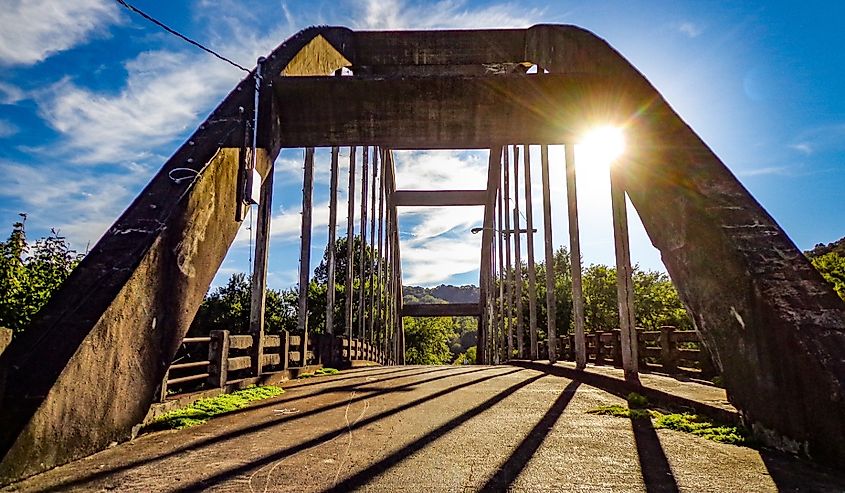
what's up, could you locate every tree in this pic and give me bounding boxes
[189,273,298,337]
[313,235,385,335]
[581,263,692,332]
[0,218,82,336]
[403,316,456,365]
[810,252,845,301]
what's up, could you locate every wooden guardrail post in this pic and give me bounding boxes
[612,329,622,366]
[158,369,170,403]
[660,325,677,373]
[208,330,230,388]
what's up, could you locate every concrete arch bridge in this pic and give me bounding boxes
[1,25,845,489]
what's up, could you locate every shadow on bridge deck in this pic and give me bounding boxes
[4,365,844,492]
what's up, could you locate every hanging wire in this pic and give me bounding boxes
[248,205,254,273]
[114,0,250,72]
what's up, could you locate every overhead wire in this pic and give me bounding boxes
[114,0,250,72]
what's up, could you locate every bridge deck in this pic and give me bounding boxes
[6,365,844,492]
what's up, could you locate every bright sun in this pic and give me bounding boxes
[575,125,626,183]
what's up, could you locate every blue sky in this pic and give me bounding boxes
[0,0,843,289]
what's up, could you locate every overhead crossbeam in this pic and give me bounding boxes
[391,190,487,207]
[402,303,481,318]
[272,74,615,149]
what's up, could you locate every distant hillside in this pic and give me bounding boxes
[403,284,480,304]
[806,236,845,258]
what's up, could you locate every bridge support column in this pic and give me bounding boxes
[512,145,525,359]
[326,147,340,335]
[249,159,274,375]
[358,147,369,341]
[503,147,514,361]
[345,147,356,360]
[367,149,378,347]
[495,157,505,365]
[610,164,639,382]
[565,144,587,370]
[297,148,315,365]
[523,145,539,360]
[540,145,557,363]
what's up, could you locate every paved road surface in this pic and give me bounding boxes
[4,365,845,492]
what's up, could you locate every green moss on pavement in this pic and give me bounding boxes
[149,385,284,430]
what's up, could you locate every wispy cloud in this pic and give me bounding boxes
[675,21,703,38]
[0,160,148,249]
[790,142,813,155]
[735,165,793,178]
[351,0,544,29]
[0,0,120,66]
[789,123,845,156]
[0,120,18,138]
[34,51,246,165]
[0,81,25,104]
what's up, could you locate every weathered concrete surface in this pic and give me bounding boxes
[0,27,356,484]
[4,366,844,492]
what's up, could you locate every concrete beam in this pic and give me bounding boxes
[272,74,612,149]
[402,303,481,318]
[392,190,487,207]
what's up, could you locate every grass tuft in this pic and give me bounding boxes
[588,400,751,446]
[626,392,649,408]
[149,385,284,430]
[298,367,340,379]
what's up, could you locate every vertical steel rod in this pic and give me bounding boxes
[611,165,639,382]
[248,155,273,374]
[540,145,557,363]
[503,146,514,361]
[368,148,378,346]
[345,146,357,358]
[512,145,524,359]
[358,147,369,341]
[523,145,539,360]
[496,153,506,364]
[565,143,587,369]
[326,147,339,335]
[297,148,315,363]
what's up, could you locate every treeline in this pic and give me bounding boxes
[3,219,845,368]
[397,246,693,366]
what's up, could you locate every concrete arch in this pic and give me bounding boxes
[1,25,844,483]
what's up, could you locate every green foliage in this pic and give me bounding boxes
[190,273,298,336]
[0,218,83,336]
[404,316,456,365]
[581,263,692,332]
[626,392,649,408]
[453,345,477,365]
[149,385,284,430]
[588,402,751,446]
[298,367,340,378]
[652,412,750,445]
[809,252,845,301]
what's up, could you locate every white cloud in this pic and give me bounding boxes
[0,160,148,249]
[676,21,703,38]
[0,81,25,104]
[0,0,120,66]
[35,50,246,165]
[0,120,18,138]
[401,234,481,285]
[790,142,813,155]
[351,0,543,29]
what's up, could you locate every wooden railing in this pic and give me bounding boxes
[555,326,718,378]
[159,332,389,401]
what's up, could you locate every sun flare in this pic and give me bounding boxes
[576,125,626,172]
